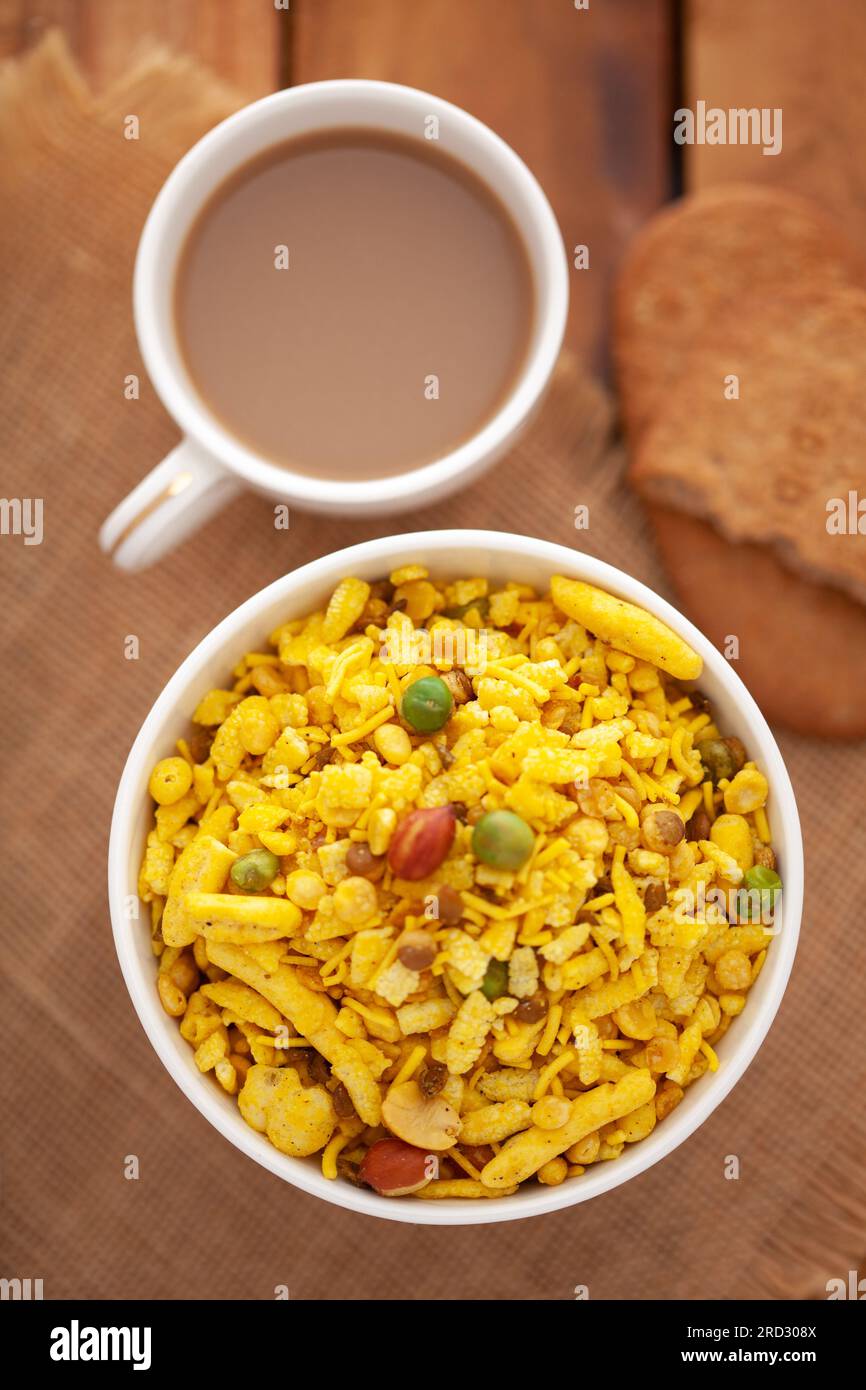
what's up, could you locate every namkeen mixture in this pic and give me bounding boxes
[138,568,782,1200]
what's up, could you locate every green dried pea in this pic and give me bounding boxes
[481,959,509,1001]
[231,849,280,892]
[472,810,535,871]
[401,676,453,733]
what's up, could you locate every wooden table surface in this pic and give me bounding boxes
[3,0,863,363]
[3,0,865,1301]
[0,0,671,371]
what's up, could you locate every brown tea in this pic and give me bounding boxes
[174,129,534,480]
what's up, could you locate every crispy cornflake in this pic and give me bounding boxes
[442,930,490,990]
[446,991,496,1075]
[540,922,592,965]
[139,567,777,1199]
[193,689,242,727]
[522,747,593,784]
[477,1068,540,1102]
[315,763,373,827]
[374,959,420,1008]
[508,946,540,999]
[139,831,175,900]
[200,979,282,1032]
[350,929,392,988]
[395,998,456,1034]
[322,577,371,644]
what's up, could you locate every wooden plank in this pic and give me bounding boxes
[0,0,284,96]
[293,0,673,366]
[685,0,866,237]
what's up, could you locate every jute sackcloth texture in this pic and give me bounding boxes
[1,36,863,1301]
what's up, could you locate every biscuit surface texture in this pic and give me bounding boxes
[632,284,866,608]
[615,183,865,443]
[649,506,866,739]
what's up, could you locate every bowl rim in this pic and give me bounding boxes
[108,529,804,1225]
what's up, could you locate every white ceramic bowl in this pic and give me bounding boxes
[108,531,803,1224]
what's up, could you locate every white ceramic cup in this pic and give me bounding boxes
[108,530,804,1225]
[99,82,569,571]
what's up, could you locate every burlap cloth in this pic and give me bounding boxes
[2,36,864,1301]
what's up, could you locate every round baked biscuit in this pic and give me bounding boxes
[631,284,866,609]
[614,184,866,443]
[649,505,866,739]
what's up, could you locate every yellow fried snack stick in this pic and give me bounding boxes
[551,576,702,680]
[205,942,382,1125]
[415,1179,519,1199]
[611,859,647,956]
[244,941,289,973]
[206,941,336,1032]
[183,891,302,943]
[200,979,283,1032]
[459,1100,533,1146]
[481,1069,656,1188]
[162,835,236,947]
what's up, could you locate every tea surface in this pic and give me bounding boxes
[174,129,534,480]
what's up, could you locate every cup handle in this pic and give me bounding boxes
[99,439,242,571]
